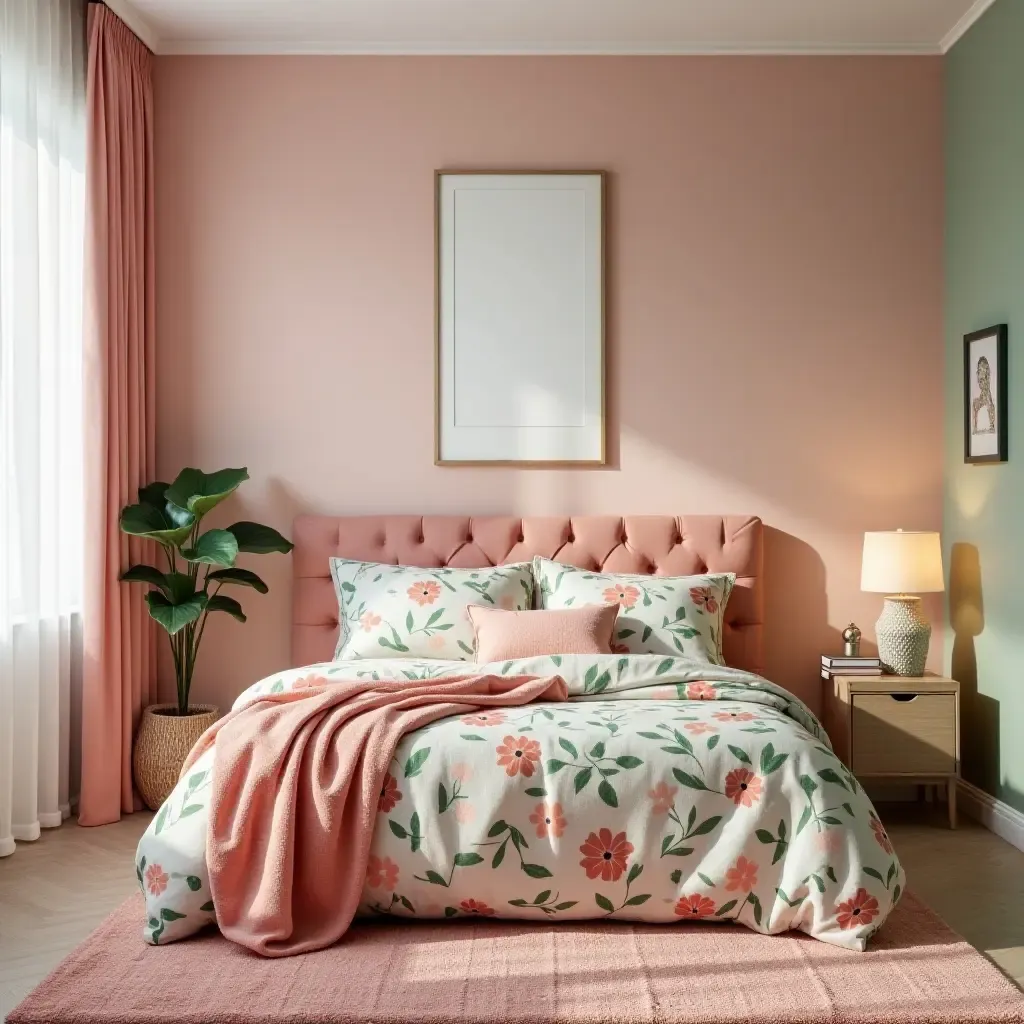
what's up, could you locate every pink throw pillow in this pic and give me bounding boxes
[468,605,618,663]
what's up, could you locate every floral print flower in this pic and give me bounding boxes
[529,802,567,839]
[144,863,169,896]
[360,611,381,632]
[428,634,447,651]
[291,673,329,690]
[378,772,402,813]
[495,735,542,777]
[407,581,441,606]
[686,681,717,701]
[611,643,632,655]
[689,587,719,614]
[454,801,476,824]
[450,762,473,783]
[684,721,718,735]
[460,899,495,916]
[366,855,400,890]
[724,768,763,808]
[836,888,880,930]
[648,781,678,814]
[462,710,507,727]
[870,813,893,854]
[579,828,634,882]
[674,894,717,919]
[713,709,758,723]
[725,856,758,892]
[602,585,640,609]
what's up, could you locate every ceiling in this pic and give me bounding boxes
[107,0,996,56]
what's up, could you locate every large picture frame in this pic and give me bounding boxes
[435,170,606,466]
[963,324,1008,465]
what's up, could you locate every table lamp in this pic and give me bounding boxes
[860,530,944,676]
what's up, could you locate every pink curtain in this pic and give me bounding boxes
[78,4,157,826]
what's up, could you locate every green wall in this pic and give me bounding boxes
[945,0,1024,813]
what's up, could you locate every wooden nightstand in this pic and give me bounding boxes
[823,673,960,828]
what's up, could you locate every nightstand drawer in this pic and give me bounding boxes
[851,693,957,775]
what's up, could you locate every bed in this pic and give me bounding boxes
[136,514,903,952]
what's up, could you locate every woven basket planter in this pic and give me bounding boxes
[133,703,219,810]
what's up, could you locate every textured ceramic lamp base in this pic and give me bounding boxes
[875,596,931,676]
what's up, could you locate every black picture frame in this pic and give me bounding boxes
[964,324,1008,464]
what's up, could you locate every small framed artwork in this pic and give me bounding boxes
[964,324,1008,464]
[435,170,606,466]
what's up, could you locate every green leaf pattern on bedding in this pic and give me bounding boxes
[136,655,903,951]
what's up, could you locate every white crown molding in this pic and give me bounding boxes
[157,39,941,57]
[103,0,161,52]
[941,0,999,52]
[111,0,976,58]
[958,779,1024,854]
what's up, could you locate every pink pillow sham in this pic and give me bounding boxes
[468,604,618,663]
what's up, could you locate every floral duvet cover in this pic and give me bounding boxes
[136,655,902,951]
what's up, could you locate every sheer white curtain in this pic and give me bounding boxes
[0,0,86,857]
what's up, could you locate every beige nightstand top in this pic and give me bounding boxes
[829,673,959,698]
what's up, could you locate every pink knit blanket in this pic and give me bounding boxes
[179,672,568,957]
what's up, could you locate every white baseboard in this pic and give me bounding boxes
[958,779,1024,853]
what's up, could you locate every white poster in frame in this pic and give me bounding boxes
[435,171,606,466]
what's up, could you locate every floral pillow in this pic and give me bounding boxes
[330,559,534,661]
[533,557,735,664]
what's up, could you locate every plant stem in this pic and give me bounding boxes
[172,631,187,714]
[187,581,222,709]
[169,630,181,709]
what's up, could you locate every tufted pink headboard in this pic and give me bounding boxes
[292,515,764,674]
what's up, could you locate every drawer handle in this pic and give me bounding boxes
[890,693,919,703]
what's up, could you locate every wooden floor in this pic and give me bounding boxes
[1,804,1022,1022]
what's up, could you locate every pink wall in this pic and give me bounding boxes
[154,56,944,713]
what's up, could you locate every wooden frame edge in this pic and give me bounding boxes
[963,323,1009,465]
[433,169,608,468]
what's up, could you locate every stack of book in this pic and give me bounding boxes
[821,654,883,681]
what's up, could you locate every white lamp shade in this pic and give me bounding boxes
[860,531,944,594]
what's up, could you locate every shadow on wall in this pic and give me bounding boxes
[764,527,827,686]
[948,541,1000,795]
[762,528,879,701]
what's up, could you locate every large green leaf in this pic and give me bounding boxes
[138,481,171,508]
[165,572,198,603]
[205,568,268,593]
[205,594,246,623]
[120,564,172,593]
[120,568,197,606]
[165,468,249,520]
[180,529,239,567]
[227,521,294,555]
[120,502,196,546]
[145,591,207,635]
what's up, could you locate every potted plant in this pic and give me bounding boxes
[119,467,293,808]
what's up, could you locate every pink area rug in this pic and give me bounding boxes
[10,892,1024,1024]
